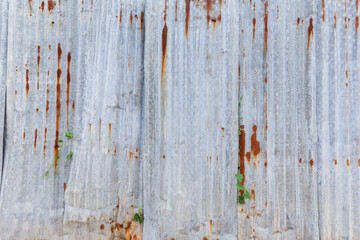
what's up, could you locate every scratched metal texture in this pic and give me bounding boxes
[0,0,360,240]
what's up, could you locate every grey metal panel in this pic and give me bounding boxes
[143,0,239,239]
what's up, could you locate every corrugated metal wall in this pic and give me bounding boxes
[0,0,359,239]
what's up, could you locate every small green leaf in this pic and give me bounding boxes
[239,195,245,204]
[244,190,251,200]
[235,174,244,182]
[55,156,60,159]
[66,151,73,159]
[236,182,241,190]
[58,147,63,150]
[57,139,63,143]
[65,131,74,138]
[238,130,241,135]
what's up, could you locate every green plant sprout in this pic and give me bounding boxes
[133,208,144,224]
[45,131,74,177]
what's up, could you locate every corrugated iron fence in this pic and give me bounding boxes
[0,0,359,239]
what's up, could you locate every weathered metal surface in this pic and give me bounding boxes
[0,0,359,239]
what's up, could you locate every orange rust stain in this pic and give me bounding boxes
[276,5,279,19]
[239,125,246,186]
[203,237,208,240]
[26,69,30,100]
[356,16,359,33]
[63,182,66,192]
[161,24,168,82]
[15,90,17,96]
[114,146,117,155]
[251,189,255,200]
[130,152,134,162]
[46,100,49,116]
[251,125,260,158]
[130,11,133,28]
[210,220,212,233]
[357,0,359,13]
[347,159,350,166]
[252,18,256,40]
[175,0,178,22]
[206,0,212,27]
[37,109,39,113]
[100,224,105,230]
[37,46,40,91]
[335,159,337,165]
[310,159,314,166]
[334,14,337,29]
[120,5,122,25]
[164,0,168,22]
[140,11,144,33]
[28,0,32,15]
[297,18,300,29]
[43,128,47,156]
[218,0,222,23]
[246,152,251,164]
[185,0,190,39]
[265,201,267,207]
[358,159,360,167]
[308,17,313,50]
[221,127,224,138]
[66,52,71,128]
[54,43,62,173]
[345,17,348,29]
[163,155,165,159]
[48,0,56,13]
[322,0,325,22]
[34,129,38,150]
[72,102,75,110]
[41,1,45,12]
[299,158,302,164]
[264,1,268,51]
[257,212,261,217]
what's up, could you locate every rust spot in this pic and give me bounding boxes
[46,101,49,116]
[251,189,255,200]
[210,220,212,233]
[130,11,133,28]
[299,158,302,164]
[345,17,348,29]
[239,125,246,186]
[54,43,62,173]
[120,5,122,25]
[100,224,105,231]
[307,17,313,50]
[221,127,224,138]
[28,0,32,15]
[63,182,66,192]
[265,201,267,207]
[175,0,178,22]
[164,0,168,22]
[245,152,251,164]
[185,0,190,39]
[358,159,360,167]
[41,1,45,12]
[140,11,144,33]
[66,52,71,128]
[43,128,47,156]
[15,90,17,96]
[34,129,38,150]
[203,237,208,240]
[252,18,256,40]
[297,18,300,28]
[257,212,261,217]
[335,159,337,165]
[111,225,114,233]
[206,0,212,27]
[26,69,30,100]
[48,0,56,13]
[161,24,168,82]
[219,0,222,22]
[72,102,75,110]
[37,46,40,91]
[322,0,325,22]
[251,125,260,158]
[334,14,337,29]
[276,5,279,19]
[347,159,350,166]
[114,146,117,155]
[264,1,268,51]
[346,70,348,79]
[310,159,314,166]
[356,16,359,33]
[163,155,165,159]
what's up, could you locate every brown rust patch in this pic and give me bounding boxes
[140,11,144,33]
[48,0,56,13]
[46,100,49,116]
[163,155,165,159]
[37,46,40,91]
[356,16,359,33]
[26,69,30,100]
[358,159,360,167]
[100,224,105,231]
[63,182,66,192]
[210,220,212,233]
[297,18,300,29]
[252,18,256,40]
[206,0,212,27]
[310,159,314,166]
[299,158,302,164]
[334,14,337,29]
[245,152,251,164]
[185,0,190,39]
[130,11,133,28]
[251,189,255,200]
[161,24,168,82]
[221,127,224,138]
[114,146,117,155]
[203,237,208,240]
[345,17,348,29]
[322,0,325,22]
[54,43,62,173]
[264,1,268,51]
[175,0,178,22]
[308,17,313,50]
[43,128,47,156]
[66,52,71,128]
[120,5,123,25]
[335,159,337,165]
[251,125,260,158]
[72,102,75,110]
[41,1,45,12]
[15,90,17,96]
[34,129,38,151]
[239,125,246,186]
[28,0,32,15]
[347,159,350,167]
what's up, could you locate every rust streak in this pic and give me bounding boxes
[218,0,221,22]
[66,52,71,128]
[54,43,62,173]
[206,0,212,27]
[210,220,212,233]
[239,125,246,186]
[26,69,30,100]
[299,158,302,164]
[130,11,133,28]
[297,18,300,29]
[358,159,360,167]
[64,182,66,192]
[41,1,44,12]
[185,0,190,39]
[43,128,47,156]
[253,18,256,40]
[34,129,38,151]
[356,16,359,33]
[334,14,337,29]
[23,131,26,141]
[307,17,313,50]
[322,0,325,22]
[246,152,251,164]
[264,1,268,51]
[161,24,168,82]
[28,0,32,15]
[37,46,40,91]
[310,159,314,166]
[140,11,144,33]
[347,159,350,167]
[175,0,178,23]
[48,0,56,13]
[120,5,122,25]
[251,125,260,158]
[335,159,337,165]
